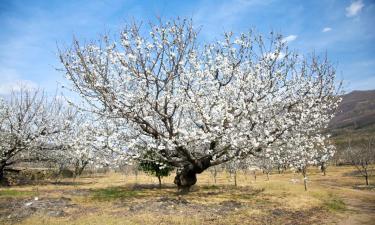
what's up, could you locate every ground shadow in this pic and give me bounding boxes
[50,181,96,186]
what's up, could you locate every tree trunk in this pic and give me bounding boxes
[0,162,6,185]
[0,169,4,185]
[213,167,217,184]
[253,171,257,182]
[234,170,237,187]
[174,156,211,193]
[77,161,88,177]
[365,175,369,186]
[302,168,308,191]
[157,175,162,188]
[174,167,197,193]
[266,172,269,181]
[321,163,326,176]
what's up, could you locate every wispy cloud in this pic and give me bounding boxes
[282,35,297,43]
[346,0,364,17]
[192,0,274,39]
[322,27,332,32]
[0,79,38,95]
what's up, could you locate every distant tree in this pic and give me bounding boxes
[208,166,221,184]
[60,118,126,178]
[259,156,274,181]
[346,136,375,186]
[318,160,327,176]
[224,159,241,186]
[275,135,335,191]
[0,88,76,185]
[138,150,174,188]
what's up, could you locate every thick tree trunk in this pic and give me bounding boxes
[174,156,211,193]
[174,165,198,193]
[0,163,7,185]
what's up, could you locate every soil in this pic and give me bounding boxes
[0,197,77,224]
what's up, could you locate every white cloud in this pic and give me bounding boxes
[282,35,297,43]
[346,0,364,17]
[322,27,332,32]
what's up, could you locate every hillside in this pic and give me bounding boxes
[328,90,375,143]
[329,90,375,130]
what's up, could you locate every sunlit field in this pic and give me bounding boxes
[0,166,374,225]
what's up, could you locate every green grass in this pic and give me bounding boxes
[0,189,35,197]
[323,194,346,212]
[91,186,140,201]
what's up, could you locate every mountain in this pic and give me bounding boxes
[328,90,375,142]
[329,90,375,130]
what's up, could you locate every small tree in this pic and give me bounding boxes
[319,162,327,176]
[224,159,241,186]
[138,151,174,188]
[274,135,335,191]
[208,166,220,184]
[346,136,375,186]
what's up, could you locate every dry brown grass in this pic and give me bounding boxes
[0,166,374,225]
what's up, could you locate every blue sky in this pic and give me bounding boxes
[0,0,374,95]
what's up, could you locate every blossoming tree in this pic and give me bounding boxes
[60,18,340,191]
[55,116,128,177]
[0,88,77,184]
[275,134,335,190]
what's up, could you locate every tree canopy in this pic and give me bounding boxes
[60,18,340,190]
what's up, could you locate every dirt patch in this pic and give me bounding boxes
[267,207,328,225]
[112,196,327,225]
[337,195,375,225]
[0,197,77,224]
[112,196,245,218]
[62,188,91,196]
[39,187,91,197]
[352,184,375,191]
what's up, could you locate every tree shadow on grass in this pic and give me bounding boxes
[90,183,266,203]
[193,184,265,199]
[50,181,96,186]
[91,186,143,201]
[130,183,176,191]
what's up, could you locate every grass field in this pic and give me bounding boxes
[0,166,374,225]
